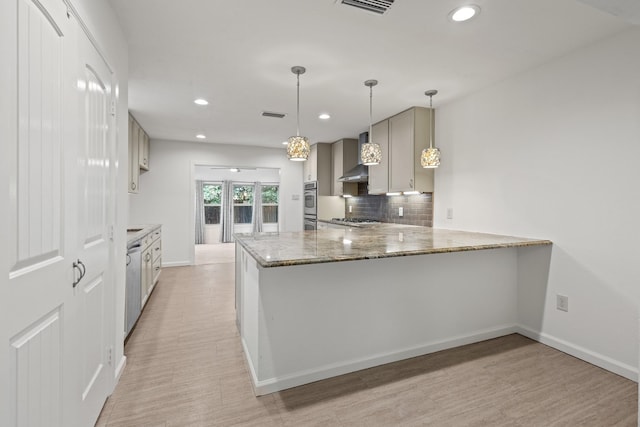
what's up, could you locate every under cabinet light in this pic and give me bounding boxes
[386,192,401,196]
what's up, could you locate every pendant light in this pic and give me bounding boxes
[421,90,440,168]
[361,80,382,165]
[287,66,310,161]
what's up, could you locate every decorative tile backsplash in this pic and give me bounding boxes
[345,193,433,227]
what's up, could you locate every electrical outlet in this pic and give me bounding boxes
[447,208,453,219]
[556,294,569,312]
[399,207,403,217]
[349,205,353,213]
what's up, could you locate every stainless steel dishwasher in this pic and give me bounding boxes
[125,243,142,337]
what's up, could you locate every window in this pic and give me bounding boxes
[262,185,279,223]
[233,185,254,224]
[203,183,221,224]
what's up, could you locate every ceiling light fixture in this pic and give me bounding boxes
[196,134,206,139]
[194,98,209,106]
[319,113,331,120]
[287,66,310,161]
[421,90,440,169]
[361,80,381,165]
[449,5,480,22]
[229,168,240,172]
[282,141,289,145]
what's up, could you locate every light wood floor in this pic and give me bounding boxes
[97,243,637,426]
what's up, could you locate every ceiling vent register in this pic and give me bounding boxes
[261,111,286,118]
[339,0,395,15]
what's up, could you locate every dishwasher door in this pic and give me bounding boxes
[125,244,142,337]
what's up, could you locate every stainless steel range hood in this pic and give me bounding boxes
[338,132,369,182]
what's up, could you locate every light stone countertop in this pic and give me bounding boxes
[234,225,552,268]
[127,224,161,248]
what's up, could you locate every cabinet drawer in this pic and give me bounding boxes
[152,237,161,261]
[152,256,161,283]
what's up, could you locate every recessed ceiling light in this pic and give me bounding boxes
[449,5,480,22]
[229,168,240,172]
[319,113,331,120]
[282,141,289,145]
[194,98,209,106]
[196,134,206,139]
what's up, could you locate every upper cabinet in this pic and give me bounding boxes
[128,113,150,194]
[368,120,389,195]
[369,107,434,194]
[303,143,332,196]
[331,138,358,196]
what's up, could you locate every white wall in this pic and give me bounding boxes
[434,28,640,376]
[129,139,304,265]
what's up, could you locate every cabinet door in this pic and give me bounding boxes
[304,144,317,182]
[139,130,149,170]
[389,109,415,192]
[368,120,389,194]
[332,140,344,196]
[129,117,140,193]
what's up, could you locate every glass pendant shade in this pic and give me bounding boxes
[361,142,381,165]
[287,135,310,161]
[421,147,440,168]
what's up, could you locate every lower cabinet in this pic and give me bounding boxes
[126,226,161,338]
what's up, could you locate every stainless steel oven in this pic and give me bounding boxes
[304,181,317,217]
[304,215,317,230]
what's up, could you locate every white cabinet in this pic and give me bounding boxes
[368,120,389,194]
[139,128,149,170]
[331,138,358,196]
[303,143,332,196]
[370,107,434,194]
[128,115,140,193]
[140,228,161,308]
[128,113,151,193]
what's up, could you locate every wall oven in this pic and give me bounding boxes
[304,182,317,230]
[304,181,317,217]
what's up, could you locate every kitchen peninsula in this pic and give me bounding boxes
[234,225,552,395]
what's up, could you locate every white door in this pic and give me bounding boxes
[0,1,114,426]
[72,27,114,427]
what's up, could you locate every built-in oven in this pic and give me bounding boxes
[304,181,317,217]
[304,215,317,231]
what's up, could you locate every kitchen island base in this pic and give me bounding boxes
[236,244,550,396]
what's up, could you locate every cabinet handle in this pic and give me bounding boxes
[145,253,151,262]
[131,182,136,190]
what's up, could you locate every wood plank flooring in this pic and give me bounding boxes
[97,243,637,426]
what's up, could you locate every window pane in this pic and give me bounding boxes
[263,206,278,223]
[203,184,221,204]
[233,185,254,204]
[262,185,279,204]
[234,206,252,224]
[204,206,220,224]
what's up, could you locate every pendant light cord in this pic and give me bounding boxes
[296,73,300,137]
[429,94,433,149]
[369,85,373,142]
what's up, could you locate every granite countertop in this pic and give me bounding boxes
[127,224,161,248]
[234,225,552,268]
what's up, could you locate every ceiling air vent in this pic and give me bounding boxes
[338,0,395,15]
[261,111,286,118]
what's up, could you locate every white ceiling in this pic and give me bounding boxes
[109,0,633,149]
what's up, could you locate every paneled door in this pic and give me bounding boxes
[71,24,115,427]
[0,0,114,426]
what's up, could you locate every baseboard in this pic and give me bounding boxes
[516,325,638,382]
[162,261,191,267]
[248,325,517,396]
[114,355,126,383]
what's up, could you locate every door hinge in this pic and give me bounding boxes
[107,346,113,365]
[108,225,114,241]
[110,99,116,117]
